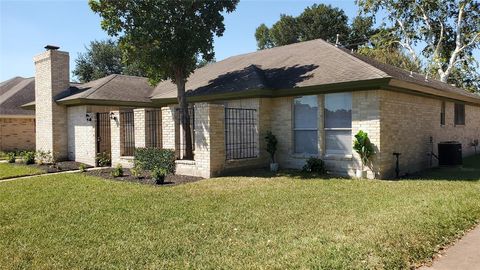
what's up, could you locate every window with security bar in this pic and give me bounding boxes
[225,108,258,160]
[120,110,135,156]
[175,107,195,160]
[146,109,162,148]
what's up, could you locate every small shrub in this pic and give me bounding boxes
[130,164,144,179]
[111,164,123,177]
[265,131,278,163]
[79,164,87,172]
[151,167,168,184]
[96,152,111,167]
[353,130,375,171]
[6,152,16,163]
[134,148,176,174]
[302,157,326,174]
[22,151,36,165]
[36,150,53,165]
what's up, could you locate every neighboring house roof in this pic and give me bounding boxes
[0,77,35,116]
[56,74,154,106]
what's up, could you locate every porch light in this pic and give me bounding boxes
[110,112,117,121]
[85,113,92,122]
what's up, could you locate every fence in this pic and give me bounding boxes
[146,109,162,148]
[225,108,258,160]
[120,111,135,156]
[175,107,195,160]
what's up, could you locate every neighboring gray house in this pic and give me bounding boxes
[0,77,36,151]
[26,40,480,178]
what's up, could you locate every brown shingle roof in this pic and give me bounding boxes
[57,74,154,104]
[151,38,479,104]
[0,77,35,116]
[342,48,480,100]
[152,39,390,99]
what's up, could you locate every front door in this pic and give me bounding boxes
[96,112,111,159]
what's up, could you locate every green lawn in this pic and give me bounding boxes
[0,163,45,179]
[0,157,479,269]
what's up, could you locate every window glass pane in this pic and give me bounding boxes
[294,130,318,154]
[454,103,465,125]
[325,130,352,155]
[325,93,352,128]
[294,95,318,129]
[440,101,445,126]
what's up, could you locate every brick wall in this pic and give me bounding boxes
[67,106,96,165]
[378,90,480,178]
[34,49,69,160]
[0,117,36,151]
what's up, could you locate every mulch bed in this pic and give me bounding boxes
[84,168,203,186]
[13,161,92,173]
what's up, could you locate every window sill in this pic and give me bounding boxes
[290,153,319,159]
[323,154,353,161]
[175,160,195,165]
[120,156,134,160]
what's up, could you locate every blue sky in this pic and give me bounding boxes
[0,0,361,81]
[1,0,477,82]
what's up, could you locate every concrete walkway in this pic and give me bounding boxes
[0,167,107,183]
[419,224,480,270]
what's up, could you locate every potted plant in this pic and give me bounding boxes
[265,131,278,172]
[353,130,375,178]
[470,139,479,154]
[152,167,168,185]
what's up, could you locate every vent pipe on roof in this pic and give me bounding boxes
[44,45,60,51]
[335,34,340,47]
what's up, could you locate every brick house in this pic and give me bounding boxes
[26,40,480,178]
[0,77,36,151]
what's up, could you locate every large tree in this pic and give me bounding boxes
[254,4,373,49]
[90,0,239,159]
[73,39,145,83]
[357,0,480,92]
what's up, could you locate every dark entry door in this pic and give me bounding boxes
[96,112,111,156]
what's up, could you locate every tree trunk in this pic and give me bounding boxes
[175,70,193,160]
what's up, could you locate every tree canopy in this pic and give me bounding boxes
[254,4,375,50]
[90,0,239,159]
[357,0,480,92]
[72,39,145,83]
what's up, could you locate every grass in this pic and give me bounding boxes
[0,163,45,180]
[0,156,479,269]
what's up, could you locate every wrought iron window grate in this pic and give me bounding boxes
[225,108,258,160]
[120,111,135,156]
[175,107,195,159]
[146,109,162,148]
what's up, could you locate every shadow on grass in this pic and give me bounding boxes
[222,154,480,182]
[221,168,347,180]
[403,154,480,181]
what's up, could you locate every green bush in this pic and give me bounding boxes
[79,164,87,172]
[134,148,176,174]
[22,151,36,165]
[151,167,168,184]
[36,150,53,165]
[302,157,326,174]
[96,152,111,167]
[130,164,144,179]
[6,152,16,163]
[111,164,123,177]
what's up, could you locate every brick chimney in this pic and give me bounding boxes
[33,45,69,160]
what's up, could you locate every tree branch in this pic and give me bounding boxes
[442,3,466,82]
